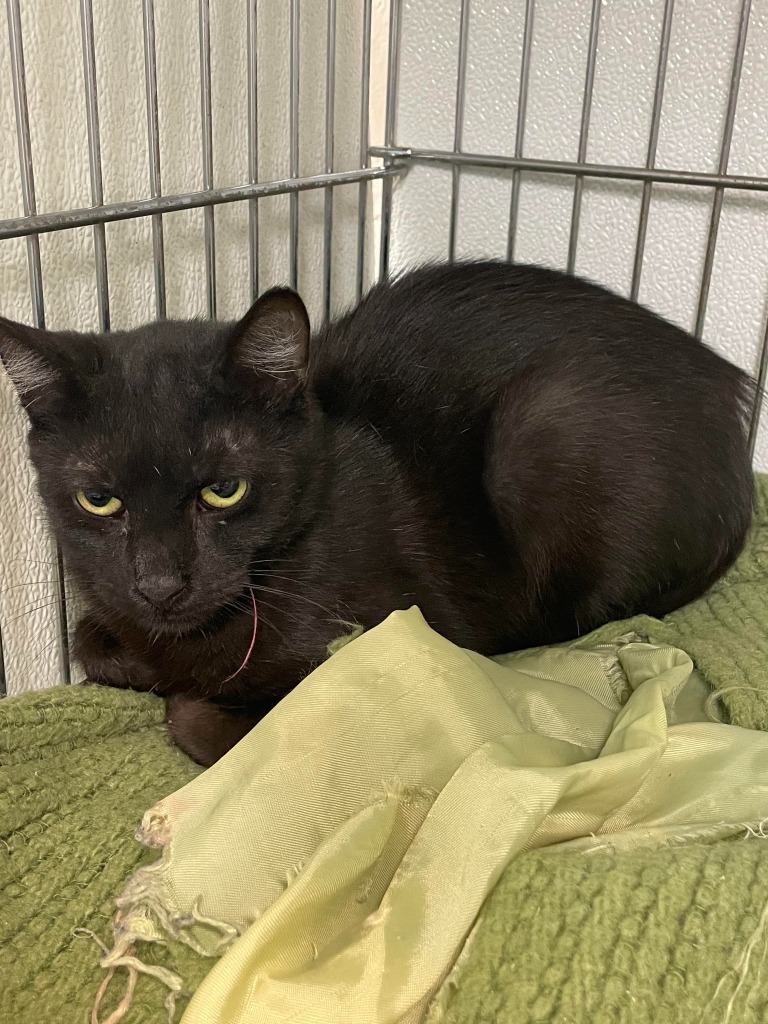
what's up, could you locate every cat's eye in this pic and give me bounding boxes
[75,490,123,517]
[200,478,248,509]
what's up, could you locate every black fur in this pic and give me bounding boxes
[0,262,754,766]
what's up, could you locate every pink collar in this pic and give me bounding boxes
[222,586,258,683]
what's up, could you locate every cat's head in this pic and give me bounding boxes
[0,289,322,634]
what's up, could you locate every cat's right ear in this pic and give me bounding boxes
[0,318,70,426]
[227,288,310,401]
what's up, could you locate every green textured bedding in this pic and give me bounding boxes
[3,478,768,1023]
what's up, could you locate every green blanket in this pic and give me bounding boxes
[3,478,768,1023]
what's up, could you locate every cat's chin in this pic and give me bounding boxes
[127,596,247,637]
[142,616,202,636]
[113,600,215,637]
[124,612,199,637]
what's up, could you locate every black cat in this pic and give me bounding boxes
[0,262,754,765]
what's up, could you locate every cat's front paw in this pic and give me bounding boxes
[74,617,160,693]
[165,694,262,766]
[81,655,159,692]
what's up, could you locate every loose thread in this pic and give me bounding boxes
[91,960,138,1024]
[704,685,767,724]
[698,896,768,1024]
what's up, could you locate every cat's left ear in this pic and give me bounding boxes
[0,318,72,425]
[228,288,310,397]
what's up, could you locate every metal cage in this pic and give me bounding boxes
[1,0,768,696]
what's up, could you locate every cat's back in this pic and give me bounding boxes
[310,261,753,642]
[309,260,713,426]
[313,261,602,387]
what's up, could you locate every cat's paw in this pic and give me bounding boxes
[74,617,161,692]
[165,694,261,766]
[81,656,159,692]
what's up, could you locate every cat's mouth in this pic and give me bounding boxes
[128,582,251,636]
[132,602,206,635]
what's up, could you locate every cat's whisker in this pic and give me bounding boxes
[148,629,161,648]
[4,599,63,626]
[226,587,332,636]
[250,605,288,646]
[221,593,304,638]
[248,570,310,584]
[1,578,74,595]
[33,634,63,668]
[247,557,305,572]
[251,584,341,621]
[248,558,302,568]
[248,595,339,642]
[71,619,101,648]
[10,557,61,567]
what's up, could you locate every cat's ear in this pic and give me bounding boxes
[0,318,73,425]
[228,288,310,397]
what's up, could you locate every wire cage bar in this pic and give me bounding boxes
[506,0,535,262]
[2,0,768,697]
[79,0,110,334]
[631,0,675,303]
[289,0,300,292]
[355,0,373,303]
[141,0,167,320]
[378,0,402,281]
[566,0,601,276]
[198,0,217,319]
[246,0,259,304]
[693,0,753,339]
[322,0,337,323]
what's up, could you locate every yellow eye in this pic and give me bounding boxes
[200,478,248,509]
[76,490,123,517]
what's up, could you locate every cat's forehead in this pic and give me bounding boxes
[59,322,251,482]
[61,415,254,488]
[103,320,223,395]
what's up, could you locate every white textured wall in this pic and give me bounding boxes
[390,0,768,458]
[0,0,371,693]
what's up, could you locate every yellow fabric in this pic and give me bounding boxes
[106,607,768,1024]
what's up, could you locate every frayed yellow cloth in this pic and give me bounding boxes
[101,607,768,1024]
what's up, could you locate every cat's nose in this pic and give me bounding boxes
[135,574,187,611]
